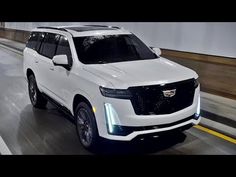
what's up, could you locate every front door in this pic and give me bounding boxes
[49,35,74,107]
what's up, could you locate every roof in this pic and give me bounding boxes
[35,25,131,37]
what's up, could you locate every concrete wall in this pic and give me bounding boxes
[5,22,236,58]
[0,27,30,43]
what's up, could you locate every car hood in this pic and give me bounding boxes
[83,57,198,89]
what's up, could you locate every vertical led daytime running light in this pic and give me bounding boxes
[104,103,114,134]
[197,95,200,116]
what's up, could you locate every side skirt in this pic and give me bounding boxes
[41,93,75,123]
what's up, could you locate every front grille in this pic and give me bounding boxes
[128,78,196,115]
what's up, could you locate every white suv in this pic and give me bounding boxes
[23,25,201,150]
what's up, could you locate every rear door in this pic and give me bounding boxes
[24,32,43,81]
[29,32,45,86]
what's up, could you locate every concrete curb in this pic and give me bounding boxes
[200,117,236,139]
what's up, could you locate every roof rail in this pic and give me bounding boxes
[84,24,121,29]
[37,26,68,32]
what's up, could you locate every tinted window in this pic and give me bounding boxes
[73,34,157,64]
[39,33,59,59]
[26,32,39,50]
[35,33,45,52]
[56,36,72,66]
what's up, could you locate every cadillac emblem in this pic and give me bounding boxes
[162,89,176,97]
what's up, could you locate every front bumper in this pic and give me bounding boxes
[93,86,200,141]
[107,113,200,136]
[102,114,200,141]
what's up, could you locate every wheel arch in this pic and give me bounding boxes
[72,94,93,115]
[26,68,34,80]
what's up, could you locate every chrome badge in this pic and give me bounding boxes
[162,89,176,97]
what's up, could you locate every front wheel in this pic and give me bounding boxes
[28,75,47,108]
[75,102,99,150]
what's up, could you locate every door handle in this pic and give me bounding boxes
[35,60,39,63]
[49,67,54,71]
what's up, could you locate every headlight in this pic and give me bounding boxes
[99,86,131,99]
[194,78,200,88]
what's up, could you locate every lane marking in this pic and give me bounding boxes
[0,136,12,155]
[194,125,236,144]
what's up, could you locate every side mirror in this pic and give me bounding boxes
[52,55,70,69]
[150,47,162,56]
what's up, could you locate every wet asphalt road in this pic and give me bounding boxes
[0,46,235,155]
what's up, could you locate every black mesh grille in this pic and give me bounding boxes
[128,78,196,115]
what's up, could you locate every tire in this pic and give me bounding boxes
[28,75,47,108]
[75,102,99,151]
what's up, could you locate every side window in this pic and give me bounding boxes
[56,36,72,66]
[26,32,39,50]
[39,33,59,59]
[35,32,45,52]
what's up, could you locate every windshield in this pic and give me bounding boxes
[73,34,158,64]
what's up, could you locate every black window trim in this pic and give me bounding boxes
[35,32,45,53]
[38,32,60,59]
[27,31,46,54]
[27,31,73,70]
[55,35,73,69]
[26,32,41,51]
